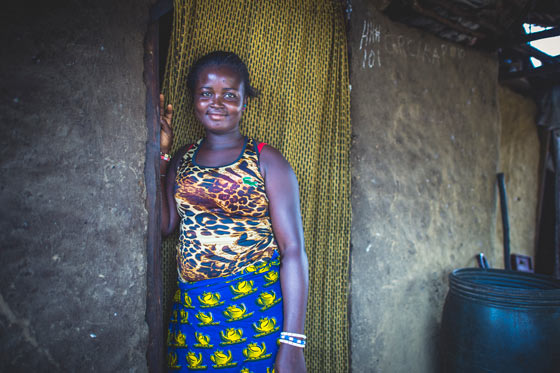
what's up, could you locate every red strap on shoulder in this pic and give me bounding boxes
[187,143,194,151]
[257,142,267,153]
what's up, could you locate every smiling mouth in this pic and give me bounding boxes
[207,111,227,117]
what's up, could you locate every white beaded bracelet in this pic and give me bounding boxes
[279,338,306,348]
[280,331,306,339]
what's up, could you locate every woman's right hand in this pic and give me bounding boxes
[159,93,173,153]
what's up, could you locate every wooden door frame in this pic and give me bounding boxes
[144,0,172,371]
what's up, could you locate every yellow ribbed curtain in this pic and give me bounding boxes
[161,1,351,371]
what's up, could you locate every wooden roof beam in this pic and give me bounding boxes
[411,0,486,39]
[422,0,502,34]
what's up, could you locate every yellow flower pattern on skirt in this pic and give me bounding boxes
[168,251,282,372]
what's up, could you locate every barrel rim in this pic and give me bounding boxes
[447,267,560,307]
[450,268,560,287]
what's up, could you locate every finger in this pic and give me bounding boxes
[165,104,173,127]
[165,104,173,123]
[159,93,165,112]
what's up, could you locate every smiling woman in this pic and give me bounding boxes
[159,51,309,372]
[155,3,352,372]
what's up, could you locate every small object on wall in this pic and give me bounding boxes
[511,254,534,273]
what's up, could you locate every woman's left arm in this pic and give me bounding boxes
[260,145,308,373]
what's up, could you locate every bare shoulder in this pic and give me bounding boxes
[258,143,301,211]
[259,143,294,177]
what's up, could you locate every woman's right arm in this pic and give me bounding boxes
[159,93,181,237]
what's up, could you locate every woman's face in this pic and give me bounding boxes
[193,65,246,135]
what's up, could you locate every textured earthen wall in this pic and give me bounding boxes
[349,3,504,372]
[0,1,151,370]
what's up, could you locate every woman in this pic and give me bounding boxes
[159,51,308,373]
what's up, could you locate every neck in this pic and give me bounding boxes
[204,130,244,150]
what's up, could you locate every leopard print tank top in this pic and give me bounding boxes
[174,137,277,282]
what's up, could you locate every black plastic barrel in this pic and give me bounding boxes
[441,268,560,373]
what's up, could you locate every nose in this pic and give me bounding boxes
[210,95,224,107]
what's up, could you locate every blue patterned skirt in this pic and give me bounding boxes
[167,251,283,372]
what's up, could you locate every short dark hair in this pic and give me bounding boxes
[186,51,258,98]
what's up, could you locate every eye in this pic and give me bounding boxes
[200,91,212,97]
[224,92,237,99]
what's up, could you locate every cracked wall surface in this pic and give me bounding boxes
[349,3,539,373]
[0,1,151,371]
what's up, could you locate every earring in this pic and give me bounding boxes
[242,104,247,111]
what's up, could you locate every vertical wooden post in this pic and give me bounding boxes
[535,129,560,279]
[144,18,164,373]
[144,1,174,370]
[553,130,560,279]
[534,129,550,257]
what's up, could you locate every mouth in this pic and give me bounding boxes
[206,113,227,121]
[207,111,227,118]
